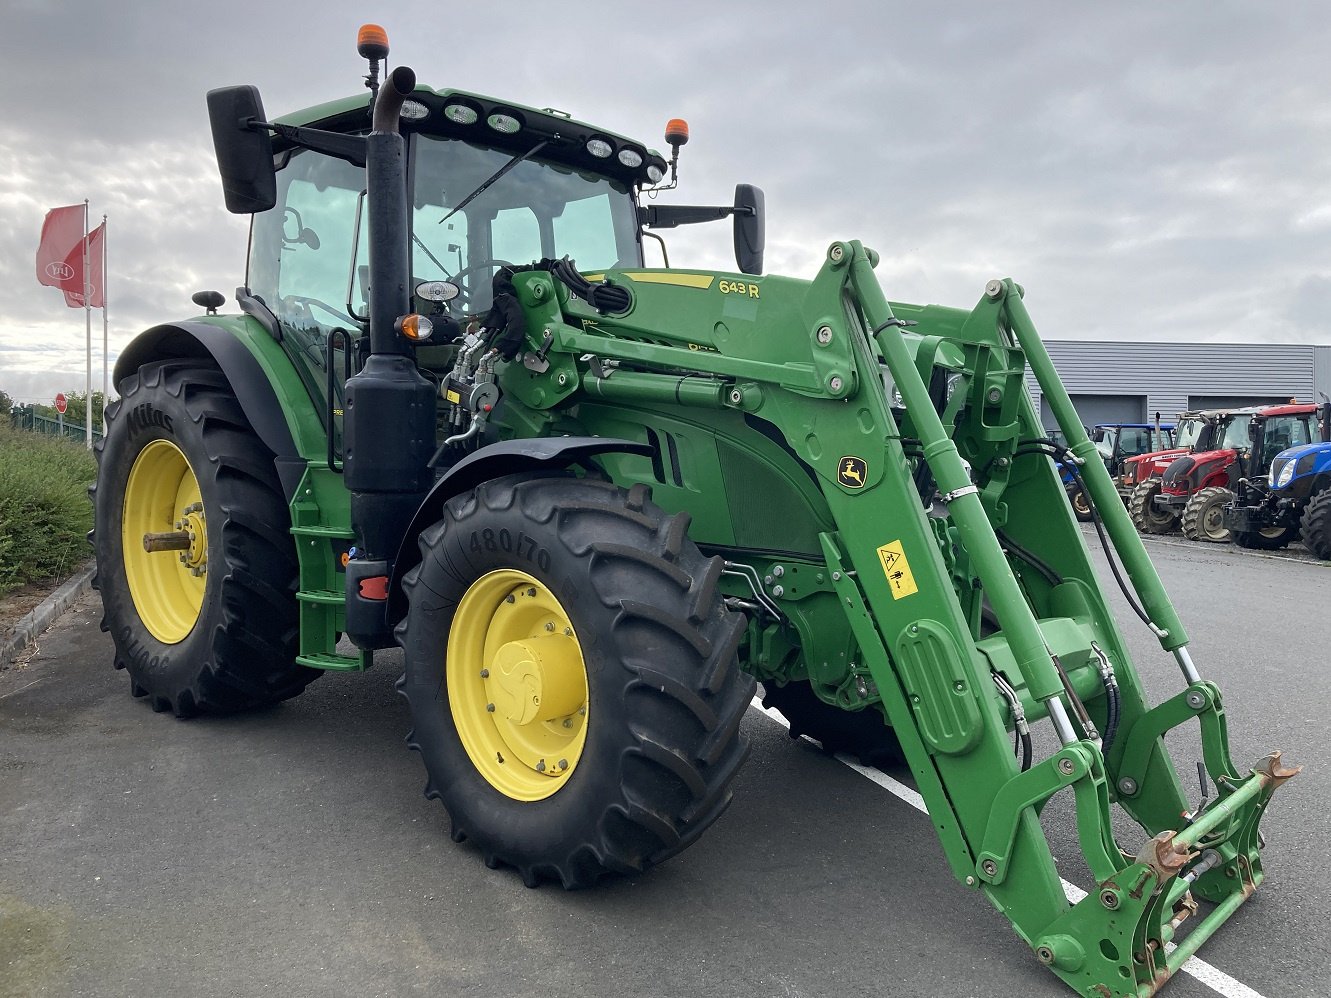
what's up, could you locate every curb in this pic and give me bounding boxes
[0,562,97,667]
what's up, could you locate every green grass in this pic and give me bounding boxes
[0,425,98,595]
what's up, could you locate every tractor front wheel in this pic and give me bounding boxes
[1069,486,1093,522]
[1129,480,1177,534]
[1180,486,1234,543]
[396,476,754,888]
[93,360,313,715]
[1300,490,1331,559]
[1233,523,1298,550]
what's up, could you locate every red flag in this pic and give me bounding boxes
[36,204,87,305]
[64,223,105,309]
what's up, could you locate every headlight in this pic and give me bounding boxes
[1275,460,1296,488]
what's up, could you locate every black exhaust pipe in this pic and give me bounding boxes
[342,64,437,649]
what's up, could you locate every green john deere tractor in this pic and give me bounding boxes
[92,27,1296,998]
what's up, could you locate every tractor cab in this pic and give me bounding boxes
[229,85,762,451]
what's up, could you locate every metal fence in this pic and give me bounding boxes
[8,405,103,442]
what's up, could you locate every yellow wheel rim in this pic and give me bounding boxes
[448,569,589,801]
[121,439,207,644]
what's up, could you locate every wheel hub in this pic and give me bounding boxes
[489,634,585,725]
[448,570,589,801]
[121,439,207,644]
[174,502,208,575]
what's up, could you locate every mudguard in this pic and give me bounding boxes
[114,321,305,498]
[386,436,653,622]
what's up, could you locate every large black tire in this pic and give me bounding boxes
[92,360,315,716]
[760,680,903,769]
[1300,489,1331,559]
[1180,486,1234,543]
[1129,479,1178,534]
[396,476,754,889]
[1233,523,1298,550]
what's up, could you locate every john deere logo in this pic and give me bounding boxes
[45,261,74,280]
[838,456,868,489]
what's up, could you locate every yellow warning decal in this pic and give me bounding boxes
[877,540,919,600]
[445,389,461,404]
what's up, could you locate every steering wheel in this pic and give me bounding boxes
[449,259,517,309]
[280,294,357,327]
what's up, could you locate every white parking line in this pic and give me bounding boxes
[750,698,1268,998]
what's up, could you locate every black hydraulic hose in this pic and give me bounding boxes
[1102,680,1121,756]
[1064,460,1155,628]
[1014,438,1157,630]
[996,529,1063,587]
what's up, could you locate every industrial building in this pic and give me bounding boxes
[1025,341,1331,429]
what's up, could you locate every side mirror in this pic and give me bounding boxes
[206,85,276,214]
[733,184,764,276]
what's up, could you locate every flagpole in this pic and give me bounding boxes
[83,199,92,448]
[102,213,109,420]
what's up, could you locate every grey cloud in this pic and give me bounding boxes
[2,0,1330,404]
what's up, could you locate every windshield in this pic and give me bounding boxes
[409,135,642,313]
[1259,415,1312,465]
[1175,418,1206,449]
[1218,415,1253,450]
[245,137,644,431]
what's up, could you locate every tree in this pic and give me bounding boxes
[0,389,11,416]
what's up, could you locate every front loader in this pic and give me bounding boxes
[91,27,1296,998]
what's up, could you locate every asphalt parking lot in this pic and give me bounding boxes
[2,530,1327,998]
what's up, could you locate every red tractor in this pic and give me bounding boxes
[1152,402,1321,542]
[1123,410,1224,534]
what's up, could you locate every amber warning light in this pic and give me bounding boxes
[665,118,690,148]
[658,118,690,190]
[358,23,390,59]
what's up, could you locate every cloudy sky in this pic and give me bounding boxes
[2,0,1329,406]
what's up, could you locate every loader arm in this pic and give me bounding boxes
[485,241,1295,997]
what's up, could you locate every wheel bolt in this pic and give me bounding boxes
[558,759,568,771]
[486,703,495,712]
[545,622,555,632]
[480,669,490,678]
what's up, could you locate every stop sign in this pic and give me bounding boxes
[54,393,68,414]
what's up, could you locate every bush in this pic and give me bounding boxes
[0,426,97,595]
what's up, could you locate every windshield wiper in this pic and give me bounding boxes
[438,139,549,227]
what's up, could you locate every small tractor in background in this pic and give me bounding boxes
[1124,410,1224,534]
[89,26,1298,997]
[1060,421,1173,522]
[1153,402,1321,542]
[1224,398,1331,552]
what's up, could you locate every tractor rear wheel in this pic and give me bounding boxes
[1129,480,1177,534]
[761,680,903,769]
[1300,490,1331,559]
[396,475,754,888]
[92,360,314,715]
[1181,486,1234,543]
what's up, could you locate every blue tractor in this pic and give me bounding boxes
[1224,399,1331,555]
